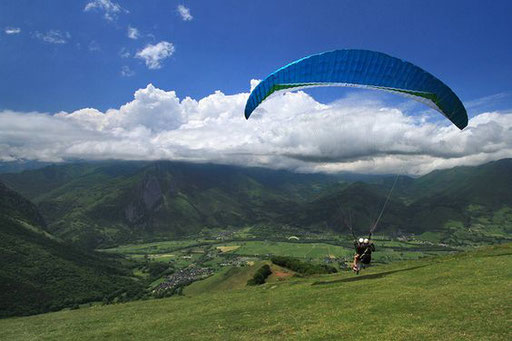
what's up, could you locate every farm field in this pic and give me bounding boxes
[233,241,353,259]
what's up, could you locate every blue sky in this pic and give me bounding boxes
[1,0,511,113]
[1,1,512,174]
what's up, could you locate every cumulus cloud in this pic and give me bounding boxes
[34,30,70,44]
[4,27,21,35]
[135,41,175,69]
[1,84,511,175]
[127,26,139,40]
[177,5,193,21]
[84,0,126,21]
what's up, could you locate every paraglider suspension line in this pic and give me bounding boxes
[369,172,400,237]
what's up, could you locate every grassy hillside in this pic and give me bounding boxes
[1,244,510,340]
[0,182,144,317]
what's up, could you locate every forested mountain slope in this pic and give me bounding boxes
[0,182,141,317]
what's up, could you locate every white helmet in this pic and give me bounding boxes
[364,238,369,243]
[358,238,364,243]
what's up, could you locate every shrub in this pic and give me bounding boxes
[247,264,272,286]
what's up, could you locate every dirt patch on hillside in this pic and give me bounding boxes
[274,271,293,279]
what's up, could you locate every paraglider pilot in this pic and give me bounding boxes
[352,238,375,274]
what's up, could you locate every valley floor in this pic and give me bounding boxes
[1,244,511,341]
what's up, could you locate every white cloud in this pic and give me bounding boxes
[250,79,261,92]
[121,66,135,77]
[1,84,511,175]
[84,0,126,21]
[127,26,139,40]
[135,41,175,69]
[177,5,193,21]
[4,27,21,35]
[34,30,71,44]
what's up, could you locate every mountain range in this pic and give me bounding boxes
[1,159,511,248]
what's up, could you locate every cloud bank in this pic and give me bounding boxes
[1,84,511,175]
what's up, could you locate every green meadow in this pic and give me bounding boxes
[233,241,353,259]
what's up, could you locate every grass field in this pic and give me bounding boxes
[2,244,510,340]
[233,241,354,259]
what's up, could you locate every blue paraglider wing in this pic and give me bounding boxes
[244,49,468,130]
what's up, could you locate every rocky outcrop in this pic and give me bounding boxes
[124,175,164,225]
[142,175,162,210]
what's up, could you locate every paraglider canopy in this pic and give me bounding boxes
[245,49,468,130]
